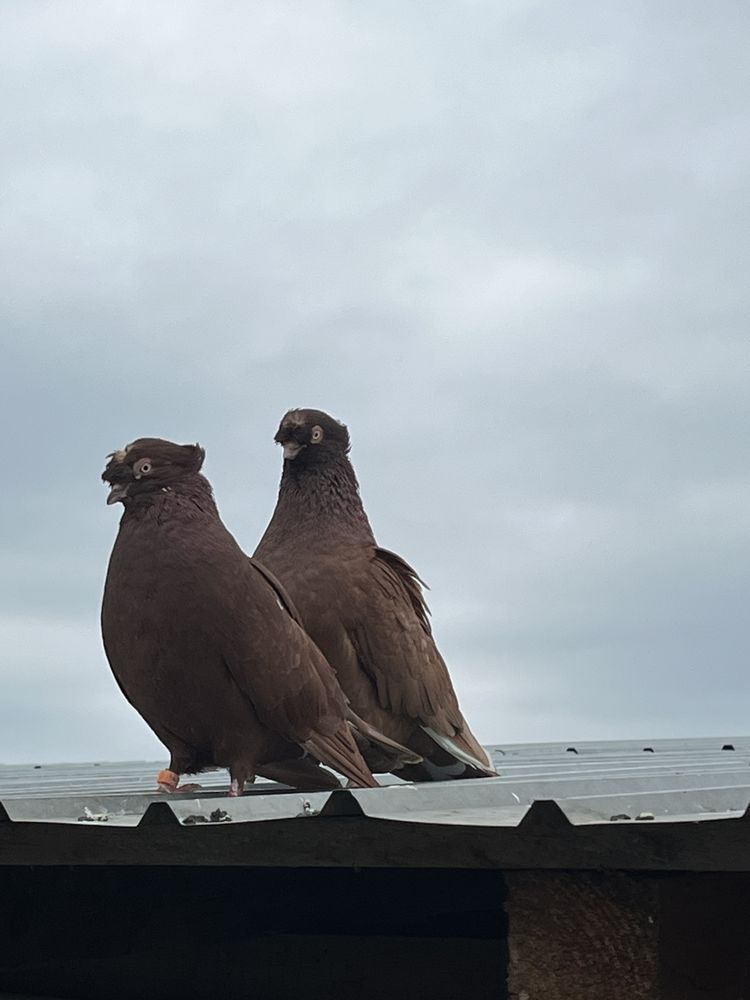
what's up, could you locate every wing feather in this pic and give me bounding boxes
[347,547,494,772]
[202,548,378,787]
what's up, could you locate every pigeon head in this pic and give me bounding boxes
[274,409,351,464]
[102,438,206,506]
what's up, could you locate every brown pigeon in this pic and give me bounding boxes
[101,437,415,795]
[254,409,497,782]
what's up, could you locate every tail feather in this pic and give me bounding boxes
[304,728,379,789]
[421,725,497,776]
[347,709,422,768]
[257,758,342,791]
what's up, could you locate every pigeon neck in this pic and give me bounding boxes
[273,454,375,543]
[121,475,219,521]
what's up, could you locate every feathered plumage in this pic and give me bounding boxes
[100,436,415,794]
[254,411,497,781]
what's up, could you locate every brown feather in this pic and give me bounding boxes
[304,727,378,789]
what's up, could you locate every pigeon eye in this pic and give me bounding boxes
[134,460,152,477]
[311,426,324,444]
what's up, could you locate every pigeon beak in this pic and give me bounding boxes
[282,441,303,460]
[106,483,129,505]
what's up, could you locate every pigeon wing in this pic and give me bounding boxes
[212,553,377,787]
[347,547,493,772]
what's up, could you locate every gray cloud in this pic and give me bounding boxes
[1,1,748,762]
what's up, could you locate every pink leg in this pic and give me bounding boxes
[228,772,255,797]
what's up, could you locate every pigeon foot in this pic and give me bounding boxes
[228,774,255,797]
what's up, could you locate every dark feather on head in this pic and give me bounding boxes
[102,438,206,505]
[274,409,350,462]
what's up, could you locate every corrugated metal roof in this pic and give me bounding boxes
[1,737,749,827]
[3,739,750,872]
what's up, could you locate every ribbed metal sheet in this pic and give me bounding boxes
[1,738,748,828]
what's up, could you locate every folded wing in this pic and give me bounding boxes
[348,548,495,774]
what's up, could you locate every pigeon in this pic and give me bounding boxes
[254,409,497,782]
[100,437,415,795]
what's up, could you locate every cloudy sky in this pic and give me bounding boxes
[1,1,748,764]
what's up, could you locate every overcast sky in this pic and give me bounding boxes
[1,1,748,764]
